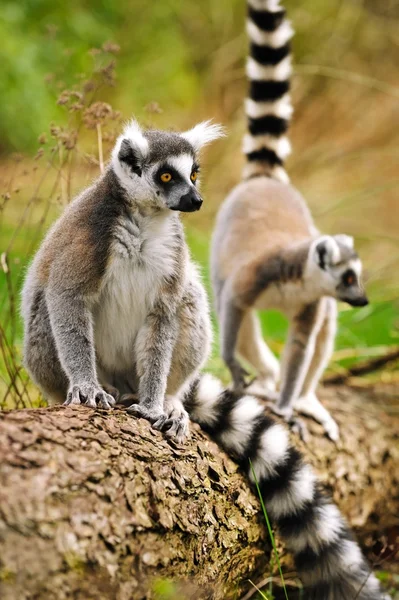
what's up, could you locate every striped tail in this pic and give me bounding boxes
[243,0,293,183]
[183,373,389,600]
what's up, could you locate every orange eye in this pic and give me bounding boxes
[343,272,355,286]
[160,172,172,183]
[190,171,198,183]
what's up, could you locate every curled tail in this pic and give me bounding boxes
[243,0,293,183]
[183,373,388,600]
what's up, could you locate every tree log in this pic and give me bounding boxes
[0,384,398,600]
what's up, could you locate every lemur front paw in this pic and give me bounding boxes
[288,416,310,443]
[127,402,166,425]
[126,396,190,444]
[266,403,310,443]
[153,398,190,444]
[64,383,116,409]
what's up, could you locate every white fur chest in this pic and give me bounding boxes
[94,213,178,372]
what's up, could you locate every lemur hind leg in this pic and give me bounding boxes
[23,288,69,406]
[294,298,339,441]
[276,301,325,435]
[218,281,250,391]
[236,310,279,398]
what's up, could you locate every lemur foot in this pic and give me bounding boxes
[294,393,340,443]
[153,398,190,444]
[289,416,310,443]
[125,395,189,443]
[64,383,115,409]
[265,402,310,443]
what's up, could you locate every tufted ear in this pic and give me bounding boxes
[117,138,143,176]
[181,120,225,153]
[112,120,149,177]
[334,234,354,249]
[314,236,341,270]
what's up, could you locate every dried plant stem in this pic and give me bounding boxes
[66,149,73,203]
[0,323,31,409]
[5,161,53,254]
[242,576,302,600]
[97,122,104,174]
[59,142,68,206]
[4,261,16,345]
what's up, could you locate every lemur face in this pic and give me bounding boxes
[150,152,202,213]
[112,120,224,212]
[314,235,369,307]
[330,259,368,306]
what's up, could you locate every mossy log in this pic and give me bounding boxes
[0,384,398,600]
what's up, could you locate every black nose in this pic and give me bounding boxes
[356,296,369,307]
[346,295,369,307]
[176,191,203,212]
[192,196,203,210]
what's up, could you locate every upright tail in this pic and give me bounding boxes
[243,0,293,183]
[183,373,389,600]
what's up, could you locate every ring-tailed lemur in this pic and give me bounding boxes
[210,0,369,442]
[22,119,223,436]
[22,120,387,599]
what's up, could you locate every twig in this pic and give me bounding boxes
[241,575,302,600]
[325,347,399,385]
[0,324,25,408]
[59,142,68,206]
[296,64,399,99]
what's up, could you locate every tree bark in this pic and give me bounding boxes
[0,384,398,600]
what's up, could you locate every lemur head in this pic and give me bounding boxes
[111,119,224,211]
[309,235,369,307]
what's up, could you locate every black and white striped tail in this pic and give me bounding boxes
[183,373,389,600]
[243,0,293,183]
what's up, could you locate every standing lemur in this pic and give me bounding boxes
[22,120,386,598]
[211,0,369,441]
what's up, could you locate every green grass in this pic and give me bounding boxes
[152,579,181,600]
[249,459,290,600]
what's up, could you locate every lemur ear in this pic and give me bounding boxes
[314,236,341,270]
[334,234,354,249]
[117,139,143,176]
[112,120,149,177]
[181,120,225,153]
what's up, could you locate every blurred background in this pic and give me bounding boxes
[0,0,398,409]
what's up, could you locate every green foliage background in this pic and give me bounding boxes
[0,0,398,395]
[0,1,398,595]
